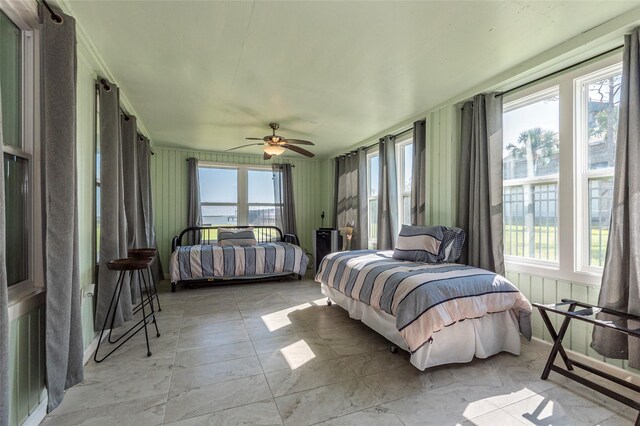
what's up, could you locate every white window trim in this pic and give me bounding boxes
[574,63,622,276]
[396,136,413,227]
[366,149,378,249]
[197,161,277,227]
[1,2,43,307]
[503,52,622,287]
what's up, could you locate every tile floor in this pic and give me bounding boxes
[43,278,637,426]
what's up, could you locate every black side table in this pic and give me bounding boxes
[533,299,640,426]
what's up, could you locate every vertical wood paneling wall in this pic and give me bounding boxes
[77,54,98,348]
[151,148,324,269]
[7,306,46,426]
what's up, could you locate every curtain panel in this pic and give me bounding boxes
[187,158,202,244]
[333,148,367,250]
[0,64,9,426]
[457,93,505,275]
[138,136,163,282]
[411,119,427,226]
[273,163,298,236]
[121,115,140,301]
[95,80,131,330]
[40,5,84,412]
[591,27,640,368]
[377,135,398,250]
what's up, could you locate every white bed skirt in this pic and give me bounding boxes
[321,284,522,371]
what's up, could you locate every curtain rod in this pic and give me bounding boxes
[338,126,413,157]
[41,0,63,23]
[185,157,294,166]
[501,45,624,97]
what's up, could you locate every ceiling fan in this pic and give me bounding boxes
[226,123,315,160]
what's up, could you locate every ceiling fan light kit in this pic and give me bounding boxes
[226,122,316,158]
[264,145,286,156]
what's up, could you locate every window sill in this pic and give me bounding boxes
[505,259,602,287]
[8,286,45,322]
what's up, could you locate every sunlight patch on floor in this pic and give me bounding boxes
[261,303,312,331]
[280,340,316,370]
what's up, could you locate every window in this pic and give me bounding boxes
[503,54,621,284]
[503,88,560,262]
[198,163,280,229]
[576,65,621,270]
[1,9,32,289]
[397,138,413,226]
[366,152,379,249]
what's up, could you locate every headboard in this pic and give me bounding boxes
[171,225,300,252]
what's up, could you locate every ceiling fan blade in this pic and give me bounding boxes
[225,143,263,152]
[245,137,265,141]
[263,152,272,161]
[284,138,314,146]
[284,144,315,158]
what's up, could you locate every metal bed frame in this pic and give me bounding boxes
[170,225,302,292]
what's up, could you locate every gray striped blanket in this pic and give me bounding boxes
[315,250,532,353]
[170,242,308,283]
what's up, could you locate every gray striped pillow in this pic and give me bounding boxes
[218,228,257,247]
[393,225,447,263]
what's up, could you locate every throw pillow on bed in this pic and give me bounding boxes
[218,228,258,247]
[441,227,466,262]
[393,225,447,263]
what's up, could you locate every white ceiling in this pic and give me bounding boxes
[65,1,640,158]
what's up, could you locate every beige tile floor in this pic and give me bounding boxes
[43,279,637,426]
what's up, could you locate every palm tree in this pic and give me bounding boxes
[506,127,558,257]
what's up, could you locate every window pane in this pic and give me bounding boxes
[202,205,237,226]
[503,93,559,179]
[0,11,22,148]
[586,74,621,170]
[199,167,237,203]
[368,199,377,243]
[368,155,379,197]
[402,195,411,225]
[589,177,613,267]
[249,205,276,226]
[248,170,275,204]
[403,144,412,193]
[503,183,557,261]
[4,154,28,286]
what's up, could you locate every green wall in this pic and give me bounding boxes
[150,148,325,271]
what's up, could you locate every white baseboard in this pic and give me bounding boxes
[22,397,47,426]
[530,337,640,385]
[83,331,109,365]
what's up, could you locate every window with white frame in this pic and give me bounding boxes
[576,64,621,270]
[366,152,379,249]
[503,54,621,283]
[1,7,38,293]
[396,138,413,226]
[198,164,280,228]
[503,88,560,262]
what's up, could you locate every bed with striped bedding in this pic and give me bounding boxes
[315,250,532,354]
[170,242,308,284]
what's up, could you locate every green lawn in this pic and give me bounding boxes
[504,224,609,266]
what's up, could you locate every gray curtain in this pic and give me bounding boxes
[121,116,140,302]
[0,62,9,426]
[377,135,398,250]
[411,119,427,225]
[40,5,84,412]
[95,80,131,330]
[591,28,640,368]
[187,157,201,244]
[137,136,163,282]
[457,93,504,275]
[333,149,367,250]
[273,163,297,236]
